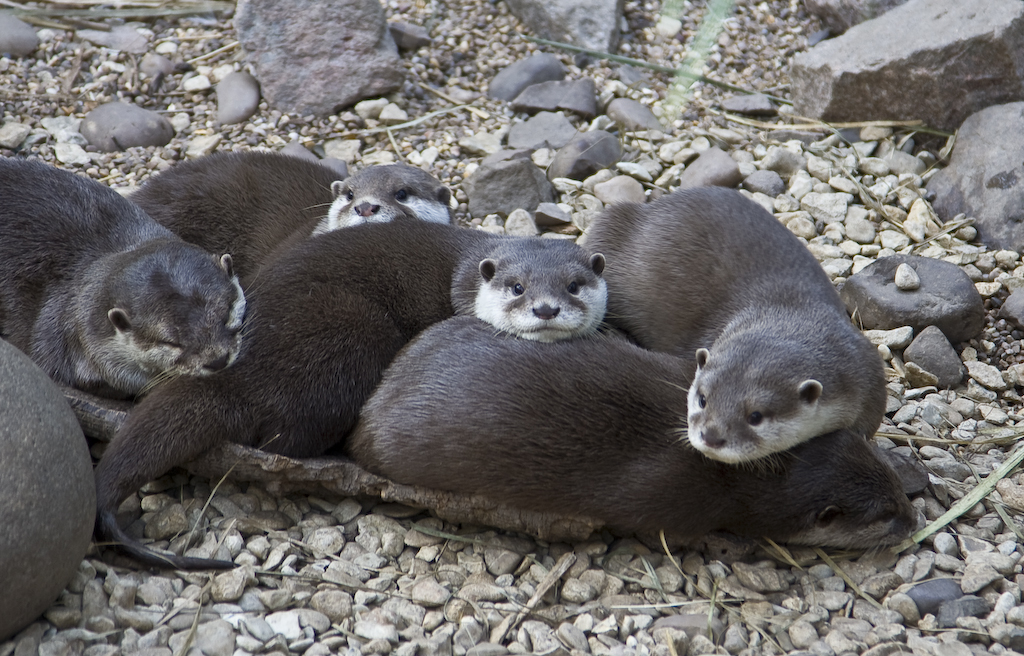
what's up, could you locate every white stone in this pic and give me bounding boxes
[458,130,501,156]
[864,326,914,349]
[0,122,30,148]
[964,360,1008,391]
[354,98,389,120]
[377,103,408,124]
[182,75,211,92]
[54,143,91,166]
[880,229,911,250]
[362,151,395,166]
[324,139,361,163]
[266,610,303,640]
[170,112,191,132]
[186,134,221,158]
[895,263,921,290]
[504,208,539,236]
[800,191,852,224]
[616,161,653,182]
[975,282,1002,298]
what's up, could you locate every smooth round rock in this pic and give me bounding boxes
[216,72,261,125]
[488,53,565,102]
[606,98,663,132]
[547,130,622,181]
[507,112,577,151]
[894,262,921,290]
[81,102,174,152]
[903,325,965,388]
[0,13,38,56]
[0,339,95,641]
[593,175,645,205]
[741,169,786,196]
[840,254,985,344]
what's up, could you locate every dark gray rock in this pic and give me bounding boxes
[80,102,174,152]
[279,141,320,162]
[547,130,621,181]
[937,595,991,628]
[804,0,908,34]
[139,53,174,78]
[216,72,261,125]
[488,54,566,102]
[906,578,963,617]
[511,79,597,119]
[464,158,555,217]
[929,102,1024,252]
[1000,289,1024,330]
[534,202,571,226]
[903,325,966,388]
[319,158,350,178]
[0,13,38,56]
[840,255,985,344]
[235,0,403,116]
[504,0,625,52]
[791,0,1024,131]
[507,112,578,150]
[676,147,744,189]
[388,21,431,52]
[606,98,663,131]
[482,149,535,166]
[742,169,786,196]
[76,25,149,54]
[721,93,776,116]
[875,446,929,495]
[0,339,95,641]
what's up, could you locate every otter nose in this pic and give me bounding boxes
[700,427,726,449]
[533,304,560,320]
[355,202,381,217]
[204,353,230,372]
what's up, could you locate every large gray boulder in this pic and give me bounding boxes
[0,339,95,641]
[504,0,625,52]
[0,13,39,56]
[235,0,403,116]
[80,102,174,152]
[464,158,555,218]
[928,102,1024,252]
[790,0,1024,132]
[803,0,908,34]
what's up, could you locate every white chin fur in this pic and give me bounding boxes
[401,197,450,223]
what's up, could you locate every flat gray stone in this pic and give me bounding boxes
[511,78,597,119]
[791,0,1024,131]
[388,21,431,51]
[676,146,744,189]
[547,130,621,181]
[742,170,786,196]
[907,579,963,616]
[80,102,174,152]
[903,325,965,388]
[464,158,555,217]
[140,53,173,78]
[507,112,578,150]
[593,175,645,205]
[606,98,663,131]
[488,53,565,102]
[840,254,985,344]
[804,0,908,34]
[76,25,148,54]
[0,13,38,56]
[504,0,624,52]
[216,72,261,125]
[235,0,403,116]
[929,102,1024,252]
[0,339,95,641]
[760,145,807,178]
[721,93,777,115]
[533,202,571,226]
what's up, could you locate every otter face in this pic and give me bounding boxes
[686,343,841,463]
[317,164,452,232]
[474,252,607,342]
[99,250,247,396]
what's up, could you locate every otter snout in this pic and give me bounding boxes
[532,303,560,320]
[355,202,381,217]
[697,426,726,450]
[203,353,231,372]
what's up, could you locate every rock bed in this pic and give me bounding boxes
[4,0,1024,655]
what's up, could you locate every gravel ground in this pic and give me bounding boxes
[6,1,1024,656]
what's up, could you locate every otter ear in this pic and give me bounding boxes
[799,379,823,404]
[695,348,710,369]
[438,186,452,206]
[219,253,235,278]
[330,180,346,199]
[816,504,842,524]
[589,253,606,276]
[479,259,497,282]
[108,308,132,332]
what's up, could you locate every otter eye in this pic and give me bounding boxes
[567,281,580,295]
[512,283,525,296]
[748,411,763,426]
[395,189,408,201]
[345,190,354,201]
[698,394,706,409]
[158,340,182,349]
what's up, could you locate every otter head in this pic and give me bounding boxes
[473,243,606,342]
[97,247,247,396]
[317,164,452,232]
[686,335,848,463]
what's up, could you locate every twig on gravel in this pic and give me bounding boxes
[709,108,938,134]
[12,2,234,18]
[418,84,490,120]
[386,129,406,163]
[186,40,239,65]
[490,552,576,644]
[523,36,789,105]
[761,537,803,570]
[328,104,475,138]
[907,442,1024,546]
[813,548,884,610]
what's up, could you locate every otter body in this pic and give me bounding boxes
[452,239,607,342]
[0,158,245,399]
[585,187,886,463]
[130,152,452,281]
[347,317,914,549]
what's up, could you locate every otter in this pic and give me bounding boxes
[0,158,245,399]
[585,187,886,464]
[347,316,915,549]
[130,152,452,282]
[452,239,607,342]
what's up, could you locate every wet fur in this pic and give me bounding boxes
[347,317,914,549]
[586,187,886,462]
[0,157,244,399]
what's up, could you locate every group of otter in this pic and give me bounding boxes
[0,152,915,570]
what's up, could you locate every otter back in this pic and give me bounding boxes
[347,316,914,549]
[586,187,886,463]
[0,158,245,399]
